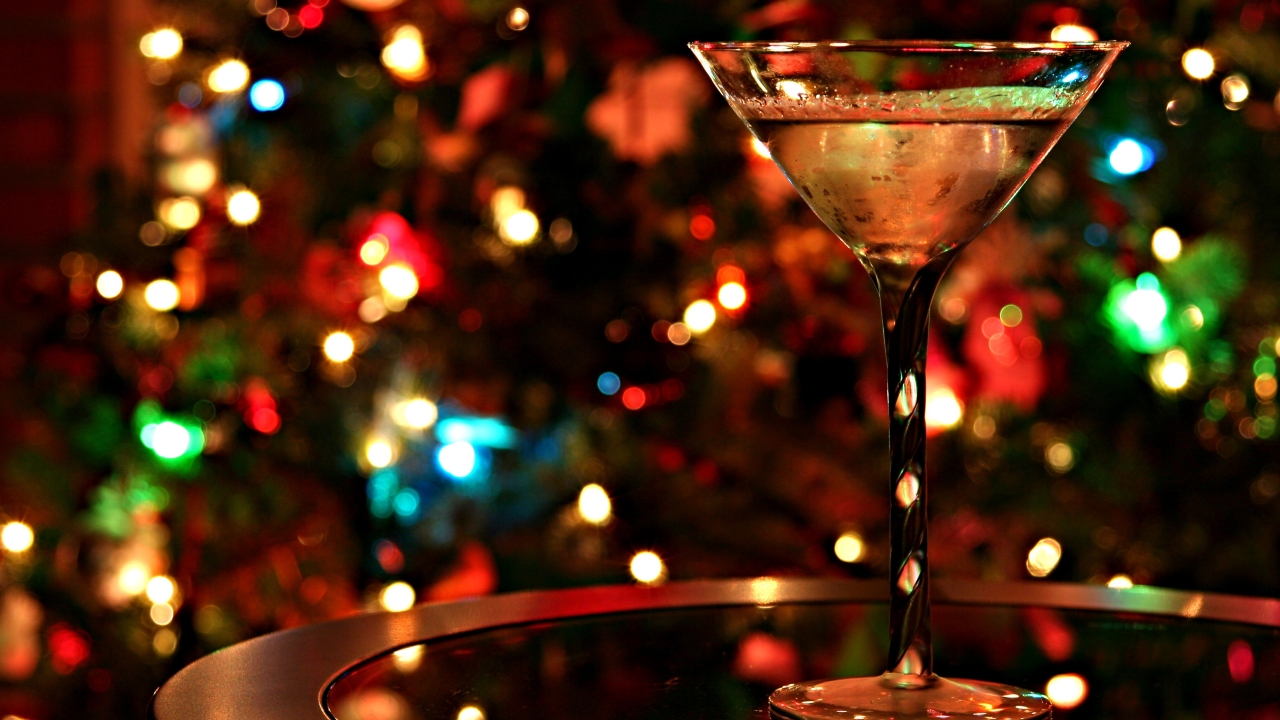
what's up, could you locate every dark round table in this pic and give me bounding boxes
[151,578,1280,719]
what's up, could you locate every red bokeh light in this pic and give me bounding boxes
[298,4,323,28]
[621,387,646,410]
[689,214,715,241]
[48,624,91,674]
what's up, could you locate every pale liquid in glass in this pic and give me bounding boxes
[748,119,1067,268]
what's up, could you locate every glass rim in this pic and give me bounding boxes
[688,39,1129,53]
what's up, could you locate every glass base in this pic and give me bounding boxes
[769,674,1052,720]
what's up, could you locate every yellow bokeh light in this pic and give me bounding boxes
[226,188,261,225]
[166,158,218,196]
[1151,227,1181,262]
[666,322,692,346]
[1,522,34,553]
[379,581,416,612]
[1045,441,1075,473]
[1050,24,1098,42]
[1107,574,1134,589]
[577,483,612,525]
[159,197,201,230]
[457,706,485,720]
[366,438,394,468]
[118,562,151,596]
[144,279,181,312]
[1222,74,1250,106]
[145,575,176,604]
[683,300,717,334]
[400,398,438,430]
[1182,48,1215,80]
[150,602,175,626]
[630,551,666,585]
[925,387,964,431]
[323,331,355,362]
[360,235,389,265]
[490,186,526,220]
[1026,537,1063,577]
[96,270,124,299]
[499,209,540,245]
[140,28,183,60]
[717,282,747,310]
[1154,348,1191,392]
[834,531,865,563]
[381,25,428,82]
[208,59,250,93]
[506,6,529,30]
[1045,673,1088,709]
[379,264,419,300]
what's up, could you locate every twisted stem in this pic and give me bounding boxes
[873,253,957,683]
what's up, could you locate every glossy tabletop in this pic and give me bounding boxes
[152,579,1280,720]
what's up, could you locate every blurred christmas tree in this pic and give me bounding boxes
[3,0,1280,716]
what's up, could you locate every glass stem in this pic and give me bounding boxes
[873,253,956,682]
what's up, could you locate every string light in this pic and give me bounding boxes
[1151,227,1181,262]
[1045,674,1088,709]
[1026,538,1063,577]
[379,264,419,300]
[360,235,389,265]
[1182,48,1215,80]
[683,300,716,334]
[630,551,666,585]
[140,28,183,60]
[208,59,250,93]
[379,581,416,612]
[1,522,34,553]
[158,197,201,230]
[144,280,181,312]
[577,484,612,525]
[833,531,864,563]
[381,25,428,82]
[226,188,261,225]
[366,439,394,468]
[145,576,176,604]
[1050,24,1098,41]
[96,270,124,299]
[717,281,747,310]
[323,331,355,362]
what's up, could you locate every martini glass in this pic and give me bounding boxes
[690,40,1125,718]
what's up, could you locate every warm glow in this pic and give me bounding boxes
[379,581,416,612]
[1045,441,1075,473]
[144,279,181,312]
[400,398,438,430]
[1045,673,1088,709]
[379,264,419,300]
[749,136,771,159]
[167,158,217,195]
[140,28,184,60]
[1182,48,1215,80]
[490,186,525,220]
[717,282,747,310]
[577,483,612,525]
[505,6,529,30]
[499,209,540,245]
[457,706,485,720]
[683,300,717,334]
[834,531,865,563]
[360,235,389,265]
[323,332,355,362]
[1026,537,1063,577]
[1050,24,1098,42]
[226,189,261,225]
[1155,348,1191,391]
[366,439,394,468]
[0,522,34,553]
[1222,74,1250,105]
[666,322,692,346]
[925,387,964,430]
[118,562,151,596]
[1107,574,1134,589]
[159,197,201,230]
[381,25,428,82]
[1151,227,1181,262]
[145,575,176,604]
[208,59,251,93]
[630,551,666,585]
[96,270,124,299]
[776,80,808,99]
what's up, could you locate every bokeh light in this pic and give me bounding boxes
[683,300,717,334]
[140,28,183,60]
[158,197,201,230]
[1045,673,1088,709]
[1222,74,1250,109]
[1050,24,1098,41]
[499,209,540,245]
[1153,348,1191,392]
[1151,227,1181,262]
[208,59,250,93]
[226,188,261,225]
[96,270,124,299]
[833,531,865,563]
[597,372,621,396]
[360,235,389,265]
[457,706,485,720]
[925,387,964,431]
[630,551,666,585]
[506,7,529,30]
[1045,441,1075,473]
[150,421,194,459]
[437,441,478,478]
[249,79,286,111]
[379,581,416,612]
[381,25,428,82]
[118,562,150,596]
[577,483,612,525]
[400,398,438,430]
[1,521,34,553]
[1026,537,1063,577]
[379,264,419,300]
[323,332,355,362]
[365,439,394,468]
[1107,574,1134,589]
[717,281,747,310]
[1182,48,1215,80]
[144,280,181,312]
[1108,138,1154,176]
[150,602,175,626]
[145,576,176,605]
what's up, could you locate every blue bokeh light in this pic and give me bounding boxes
[437,441,478,479]
[1108,138,1154,176]
[1084,223,1109,247]
[249,79,286,112]
[435,417,516,448]
[597,371,621,396]
[392,487,420,517]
